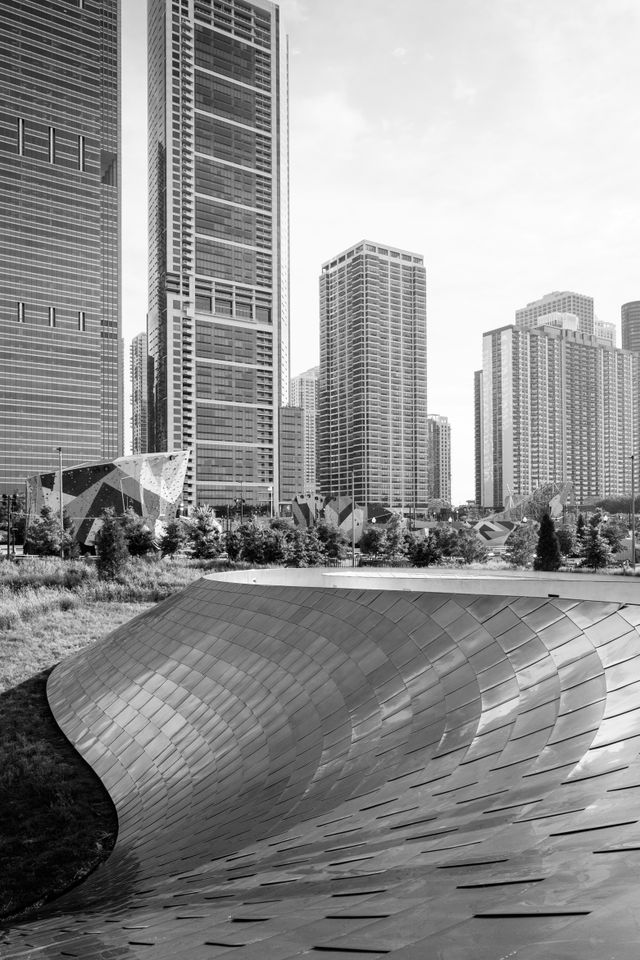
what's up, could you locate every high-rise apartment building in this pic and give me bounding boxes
[147,0,287,509]
[595,319,616,348]
[476,319,637,508]
[427,414,451,503]
[516,291,594,336]
[290,365,318,495]
[278,405,303,506]
[318,241,428,508]
[131,333,149,455]
[0,0,122,493]
[621,302,640,352]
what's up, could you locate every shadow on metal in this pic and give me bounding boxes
[5,570,640,958]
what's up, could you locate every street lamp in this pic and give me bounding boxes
[55,446,64,559]
[631,454,636,574]
[268,485,273,519]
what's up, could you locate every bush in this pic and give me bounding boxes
[505,523,537,568]
[160,519,186,558]
[23,507,72,557]
[184,506,223,559]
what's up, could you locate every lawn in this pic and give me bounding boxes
[0,557,207,924]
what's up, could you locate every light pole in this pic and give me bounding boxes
[268,485,273,519]
[55,446,64,559]
[632,454,636,574]
[351,471,356,568]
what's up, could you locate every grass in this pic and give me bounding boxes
[0,556,209,925]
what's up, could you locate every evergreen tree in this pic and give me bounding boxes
[285,528,310,567]
[24,506,73,557]
[185,506,223,559]
[160,519,186,558]
[575,513,587,550]
[304,528,327,566]
[555,524,577,557]
[95,508,129,579]
[582,524,612,570]
[504,523,537,568]
[534,513,562,571]
[380,514,407,561]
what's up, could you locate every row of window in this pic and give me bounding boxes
[13,302,86,331]
[15,118,86,171]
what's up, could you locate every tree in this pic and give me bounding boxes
[24,507,72,557]
[555,524,577,557]
[575,513,587,551]
[601,518,627,554]
[185,506,223,559]
[582,524,611,570]
[224,528,242,562]
[454,529,488,565]
[315,520,348,559]
[304,528,328,566]
[95,508,129,579]
[285,528,310,567]
[121,507,156,556]
[160,519,186,558]
[534,513,562,571]
[406,532,442,567]
[380,514,407,561]
[360,527,385,555]
[504,523,537,568]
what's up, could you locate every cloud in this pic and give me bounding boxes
[453,77,478,104]
[392,46,408,59]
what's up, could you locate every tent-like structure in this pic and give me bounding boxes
[27,450,190,546]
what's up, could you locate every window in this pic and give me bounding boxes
[78,311,86,331]
[78,135,85,171]
[17,301,25,322]
[48,127,56,163]
[48,307,56,327]
[17,118,24,156]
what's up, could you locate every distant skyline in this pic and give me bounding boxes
[121,0,640,502]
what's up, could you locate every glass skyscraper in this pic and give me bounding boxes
[0,0,123,494]
[148,0,287,510]
[318,241,428,510]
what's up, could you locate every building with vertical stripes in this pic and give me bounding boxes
[621,301,640,353]
[290,365,318,495]
[131,332,149,455]
[427,414,451,503]
[318,241,428,510]
[0,0,123,493]
[476,318,638,509]
[147,0,287,510]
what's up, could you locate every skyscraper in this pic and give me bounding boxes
[131,333,149,455]
[476,319,637,508]
[318,241,428,508]
[516,291,594,336]
[621,301,640,352]
[427,414,451,503]
[595,319,616,348]
[147,0,287,510]
[0,0,122,493]
[290,365,318,495]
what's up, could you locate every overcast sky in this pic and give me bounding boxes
[121,0,640,503]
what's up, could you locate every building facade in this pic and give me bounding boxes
[290,365,318,495]
[131,332,149,455]
[278,405,303,507]
[147,0,287,510]
[0,0,123,494]
[476,320,638,508]
[516,291,594,336]
[318,241,428,509]
[621,301,640,352]
[427,414,451,503]
[595,319,616,348]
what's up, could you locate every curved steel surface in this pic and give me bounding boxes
[5,571,640,958]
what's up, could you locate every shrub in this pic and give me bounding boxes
[184,506,223,559]
[160,519,186,558]
[120,508,156,556]
[505,523,537,568]
[315,520,348,559]
[95,508,129,580]
[23,507,72,557]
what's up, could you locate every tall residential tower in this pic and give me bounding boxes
[427,414,451,503]
[290,365,318,495]
[516,291,594,336]
[147,0,287,510]
[318,241,428,508]
[0,0,123,492]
